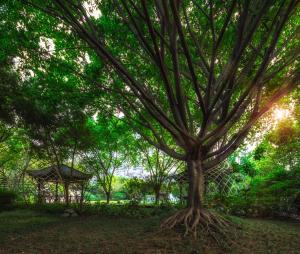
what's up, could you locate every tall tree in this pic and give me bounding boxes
[18,0,300,234]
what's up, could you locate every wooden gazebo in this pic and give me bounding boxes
[27,164,91,205]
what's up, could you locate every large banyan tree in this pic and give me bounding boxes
[23,0,299,234]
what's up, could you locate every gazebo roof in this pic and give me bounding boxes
[169,171,188,182]
[27,164,91,183]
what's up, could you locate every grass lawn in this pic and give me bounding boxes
[0,209,300,254]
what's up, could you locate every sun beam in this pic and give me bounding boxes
[273,108,290,121]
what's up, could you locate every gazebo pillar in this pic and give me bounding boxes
[80,183,84,209]
[64,182,70,206]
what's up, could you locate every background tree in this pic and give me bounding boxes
[83,115,134,203]
[0,124,32,193]
[123,177,150,203]
[140,144,182,204]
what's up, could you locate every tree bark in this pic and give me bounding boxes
[161,157,217,234]
[162,157,231,235]
[187,159,205,210]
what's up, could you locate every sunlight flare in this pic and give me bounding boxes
[273,108,290,121]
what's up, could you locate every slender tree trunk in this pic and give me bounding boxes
[187,159,205,210]
[55,181,58,202]
[154,186,160,204]
[155,193,159,204]
[37,180,43,204]
[105,192,110,204]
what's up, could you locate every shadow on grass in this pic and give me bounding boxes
[1,208,300,253]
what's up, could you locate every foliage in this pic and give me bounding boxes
[15,0,298,170]
[221,100,300,217]
[122,177,151,202]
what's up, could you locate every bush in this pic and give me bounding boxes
[14,202,176,219]
[0,189,17,208]
[222,166,300,218]
[28,203,68,214]
[78,202,177,219]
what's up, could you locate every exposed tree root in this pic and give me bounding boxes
[161,208,236,241]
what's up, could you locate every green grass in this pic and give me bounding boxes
[0,209,300,253]
[0,210,61,241]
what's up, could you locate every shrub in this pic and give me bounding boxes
[223,166,300,218]
[0,189,17,207]
[13,202,178,219]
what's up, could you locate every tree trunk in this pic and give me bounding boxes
[105,192,110,204]
[187,159,205,210]
[154,186,160,204]
[162,158,231,235]
[55,181,58,202]
[37,180,43,204]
